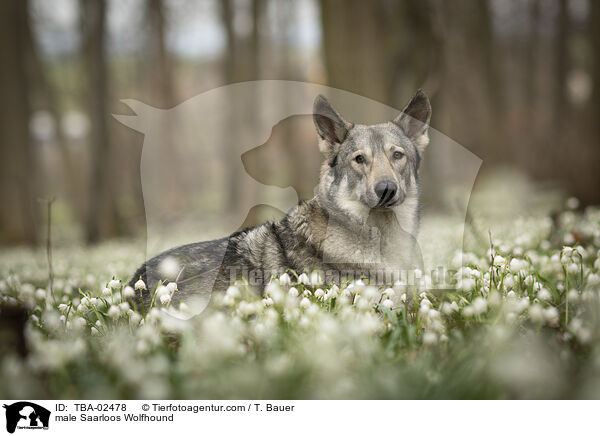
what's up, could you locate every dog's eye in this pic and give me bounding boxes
[354,155,365,164]
[393,151,404,160]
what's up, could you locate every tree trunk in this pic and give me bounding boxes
[554,0,569,137]
[0,0,39,245]
[147,0,182,212]
[320,0,397,110]
[220,0,244,213]
[82,0,120,243]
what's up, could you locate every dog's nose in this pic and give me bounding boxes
[374,180,398,204]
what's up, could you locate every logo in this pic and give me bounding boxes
[2,402,50,434]
[114,81,482,318]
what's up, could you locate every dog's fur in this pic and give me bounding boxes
[130,91,431,306]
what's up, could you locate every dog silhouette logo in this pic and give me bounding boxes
[3,402,50,433]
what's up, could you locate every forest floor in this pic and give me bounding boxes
[1,173,600,399]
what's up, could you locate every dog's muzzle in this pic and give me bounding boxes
[374,180,402,208]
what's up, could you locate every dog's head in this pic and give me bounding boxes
[313,90,431,221]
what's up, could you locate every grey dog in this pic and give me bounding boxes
[130,90,431,307]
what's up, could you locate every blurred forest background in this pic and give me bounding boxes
[0,0,599,247]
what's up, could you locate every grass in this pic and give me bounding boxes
[1,188,600,399]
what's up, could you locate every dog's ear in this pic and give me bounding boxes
[393,89,431,152]
[313,95,352,153]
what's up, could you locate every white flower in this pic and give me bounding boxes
[529,304,544,323]
[566,197,579,209]
[102,287,112,297]
[588,273,600,286]
[400,293,407,302]
[509,258,526,274]
[341,288,352,298]
[493,255,506,266]
[423,332,438,345]
[314,288,325,299]
[123,286,135,299]
[134,279,146,291]
[302,289,312,297]
[58,303,69,313]
[567,263,579,275]
[146,308,161,323]
[356,295,370,309]
[327,286,339,299]
[156,285,169,297]
[567,289,579,301]
[265,282,282,301]
[543,306,559,323]
[537,288,552,301]
[119,302,130,312]
[381,299,394,309]
[428,309,440,319]
[298,273,310,285]
[382,288,395,298]
[225,285,241,299]
[279,273,291,285]
[364,286,378,300]
[458,278,476,292]
[166,282,178,294]
[576,327,592,344]
[35,288,46,300]
[129,311,142,326]
[440,302,457,315]
[288,287,299,297]
[310,271,323,286]
[158,256,180,279]
[107,305,120,319]
[237,301,259,316]
[472,297,487,315]
[74,317,86,329]
[262,297,274,307]
[561,246,574,258]
[353,279,366,293]
[300,297,311,308]
[298,316,310,328]
[108,279,120,290]
[223,294,235,306]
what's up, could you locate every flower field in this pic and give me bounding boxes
[2,187,600,399]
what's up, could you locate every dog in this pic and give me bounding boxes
[129,90,431,307]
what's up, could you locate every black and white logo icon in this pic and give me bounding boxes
[3,402,50,434]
